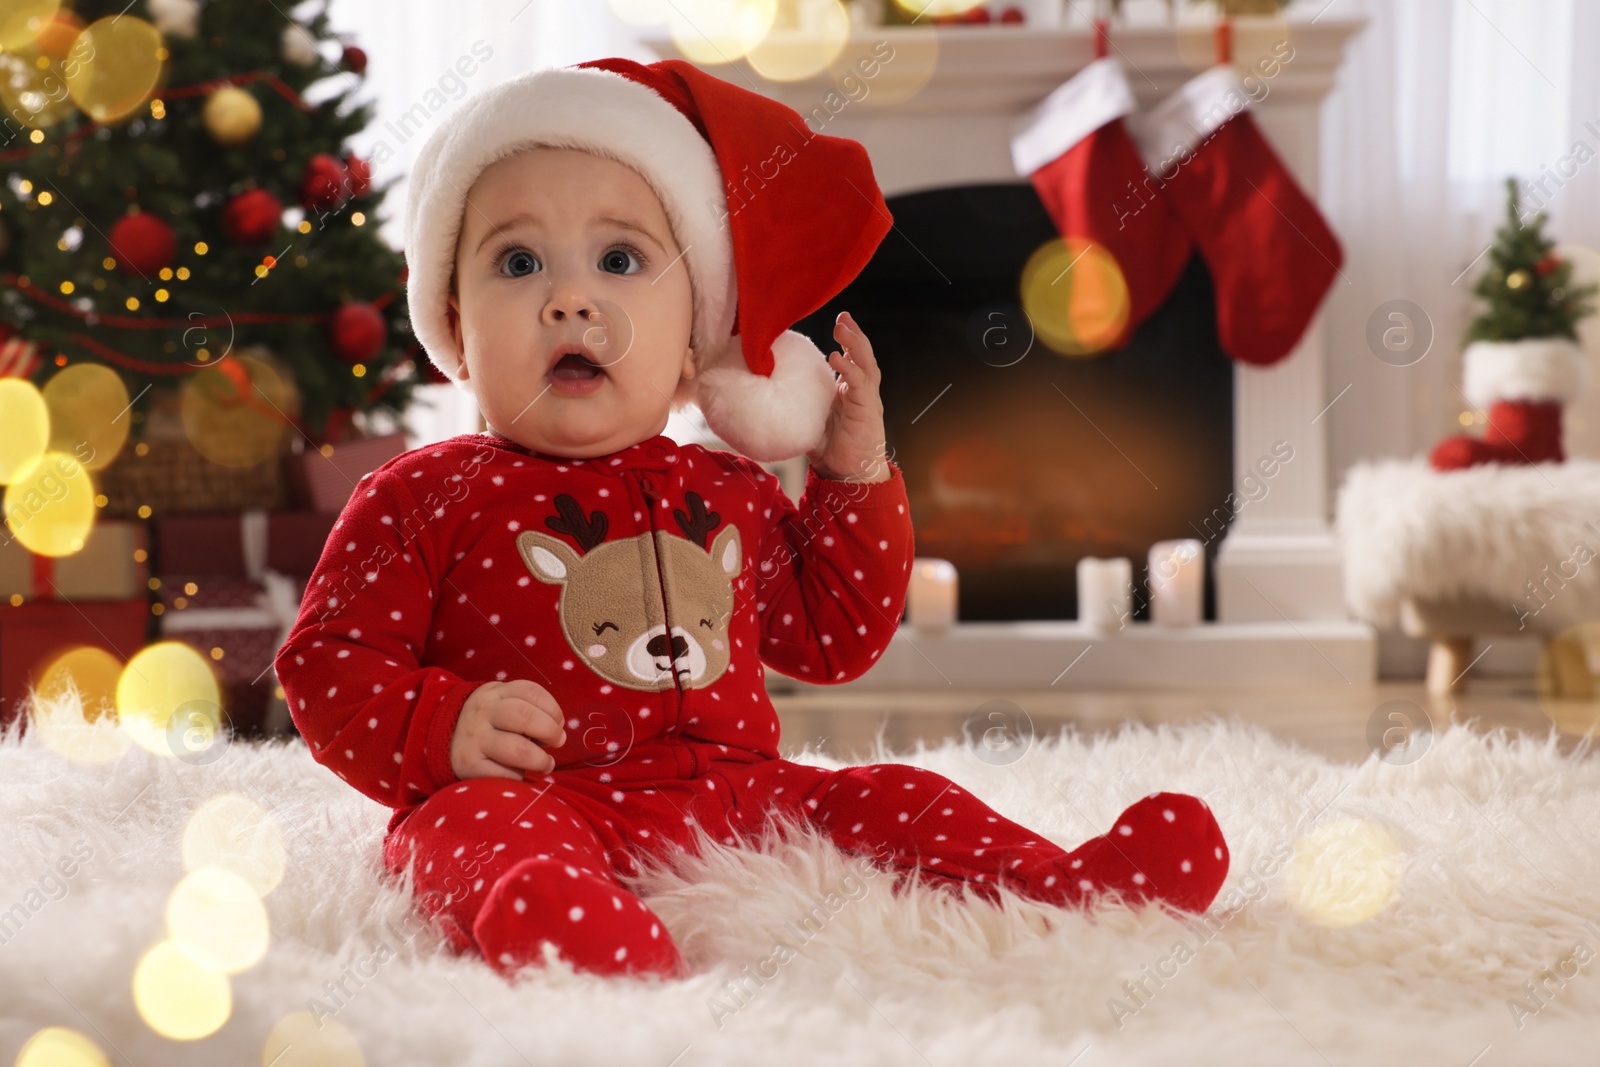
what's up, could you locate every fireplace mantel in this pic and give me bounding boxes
[648,19,1376,688]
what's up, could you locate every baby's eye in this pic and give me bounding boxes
[499,249,539,277]
[599,245,646,276]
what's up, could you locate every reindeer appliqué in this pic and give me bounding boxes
[515,491,742,691]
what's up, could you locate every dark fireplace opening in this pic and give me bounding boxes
[795,183,1235,623]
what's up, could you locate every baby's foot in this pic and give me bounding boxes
[1049,792,1229,913]
[471,857,686,980]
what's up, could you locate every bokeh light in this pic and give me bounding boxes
[167,867,270,974]
[180,353,299,468]
[115,642,221,757]
[668,0,777,66]
[746,0,850,82]
[0,0,61,51]
[1287,816,1403,926]
[892,0,984,16]
[43,363,132,471]
[1020,237,1131,357]
[64,16,166,124]
[0,11,84,130]
[183,793,287,897]
[3,450,98,557]
[131,940,232,1041]
[14,1026,110,1067]
[38,645,123,722]
[825,30,936,108]
[263,1011,367,1067]
[0,378,50,484]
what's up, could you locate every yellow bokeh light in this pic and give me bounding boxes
[746,0,850,82]
[64,16,165,124]
[1287,817,1404,927]
[3,451,97,557]
[0,378,50,484]
[132,940,232,1041]
[38,645,122,722]
[263,1011,367,1067]
[669,0,777,65]
[29,654,134,764]
[0,0,61,51]
[892,0,984,16]
[14,1026,110,1067]
[183,793,286,897]
[167,867,270,974]
[824,31,936,110]
[180,353,300,469]
[42,362,131,471]
[115,641,221,757]
[1020,237,1132,358]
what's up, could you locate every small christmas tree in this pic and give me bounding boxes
[0,0,422,442]
[1465,178,1597,344]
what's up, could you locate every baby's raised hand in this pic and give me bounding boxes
[450,679,566,781]
[805,311,890,484]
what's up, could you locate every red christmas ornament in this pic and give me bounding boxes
[222,188,283,245]
[999,5,1025,22]
[341,45,368,75]
[962,5,992,22]
[300,153,350,213]
[108,212,177,276]
[1535,253,1562,276]
[345,155,372,199]
[329,302,387,363]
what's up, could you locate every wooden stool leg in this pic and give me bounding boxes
[1427,637,1474,695]
[1544,634,1593,700]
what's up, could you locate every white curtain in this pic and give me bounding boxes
[1321,0,1600,486]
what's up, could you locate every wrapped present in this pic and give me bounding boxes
[150,510,336,581]
[157,571,302,737]
[0,600,149,731]
[286,432,408,513]
[0,520,148,602]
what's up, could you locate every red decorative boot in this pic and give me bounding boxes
[1430,338,1587,470]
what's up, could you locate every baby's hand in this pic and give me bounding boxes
[805,311,890,484]
[450,680,566,781]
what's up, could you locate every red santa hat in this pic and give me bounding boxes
[403,56,891,462]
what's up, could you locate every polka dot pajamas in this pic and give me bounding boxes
[278,432,1230,981]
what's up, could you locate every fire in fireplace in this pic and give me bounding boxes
[795,183,1235,622]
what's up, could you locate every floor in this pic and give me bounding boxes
[771,680,1600,765]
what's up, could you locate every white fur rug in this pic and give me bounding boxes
[3,699,1599,1066]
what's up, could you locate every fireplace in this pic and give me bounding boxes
[794,183,1235,622]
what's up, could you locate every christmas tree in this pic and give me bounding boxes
[0,0,421,443]
[1465,177,1597,344]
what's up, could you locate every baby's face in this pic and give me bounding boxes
[446,146,695,457]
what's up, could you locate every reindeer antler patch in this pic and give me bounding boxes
[545,493,608,551]
[673,491,720,550]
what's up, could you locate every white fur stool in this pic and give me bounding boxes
[1335,458,1600,694]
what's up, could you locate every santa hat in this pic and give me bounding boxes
[403,57,892,462]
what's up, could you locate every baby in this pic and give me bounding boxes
[275,57,1229,981]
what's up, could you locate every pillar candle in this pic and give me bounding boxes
[1076,556,1132,630]
[907,558,958,634]
[1148,539,1204,626]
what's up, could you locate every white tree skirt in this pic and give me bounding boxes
[2,700,1598,1066]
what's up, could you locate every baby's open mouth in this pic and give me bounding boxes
[550,352,605,381]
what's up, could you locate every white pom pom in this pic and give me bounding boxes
[694,330,837,462]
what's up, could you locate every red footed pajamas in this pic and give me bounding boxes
[275,432,1229,981]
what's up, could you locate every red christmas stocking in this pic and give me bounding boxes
[1430,338,1586,470]
[1011,56,1193,346]
[1132,66,1343,366]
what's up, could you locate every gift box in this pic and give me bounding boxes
[286,432,408,513]
[0,600,150,731]
[150,511,336,581]
[157,572,302,737]
[0,520,148,602]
